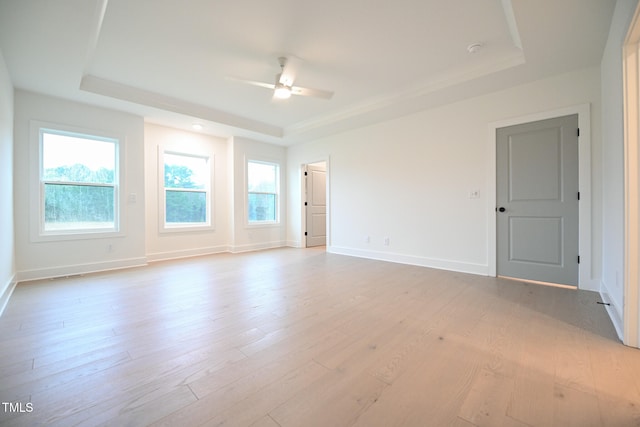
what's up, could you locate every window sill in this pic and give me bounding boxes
[245,221,281,229]
[34,229,124,243]
[160,224,215,234]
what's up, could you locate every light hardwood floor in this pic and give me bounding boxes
[1,247,639,426]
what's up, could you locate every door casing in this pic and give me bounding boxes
[300,159,330,249]
[622,3,640,347]
[496,114,579,286]
[488,104,593,290]
[305,162,327,247]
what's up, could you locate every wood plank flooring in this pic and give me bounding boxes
[0,247,639,426]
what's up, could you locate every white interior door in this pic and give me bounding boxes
[305,162,326,247]
[497,114,579,286]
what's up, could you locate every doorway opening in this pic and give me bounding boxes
[495,114,579,287]
[303,161,327,248]
[487,104,592,290]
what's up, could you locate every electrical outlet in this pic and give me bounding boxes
[384,237,390,246]
[469,190,480,199]
[365,235,370,244]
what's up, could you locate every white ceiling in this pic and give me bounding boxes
[0,0,616,145]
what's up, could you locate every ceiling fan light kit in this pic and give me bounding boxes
[274,82,292,99]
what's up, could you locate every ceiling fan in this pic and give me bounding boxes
[231,57,334,100]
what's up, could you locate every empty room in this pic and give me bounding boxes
[1,0,640,426]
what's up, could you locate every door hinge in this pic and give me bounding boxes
[577,128,580,137]
[304,202,308,206]
[304,171,308,176]
[305,232,308,236]
[578,255,581,264]
[577,191,580,200]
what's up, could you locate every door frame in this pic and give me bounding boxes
[495,115,580,286]
[623,5,640,348]
[300,158,331,249]
[487,104,593,290]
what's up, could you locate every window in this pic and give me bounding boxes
[247,160,279,224]
[40,129,118,234]
[162,151,211,229]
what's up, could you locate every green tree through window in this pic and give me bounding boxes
[41,130,118,232]
[247,161,279,223]
[163,152,209,226]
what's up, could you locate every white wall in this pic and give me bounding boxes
[0,50,15,314]
[10,96,288,280]
[600,0,639,337]
[145,123,229,261]
[288,66,603,285]
[13,91,146,280]
[229,136,287,252]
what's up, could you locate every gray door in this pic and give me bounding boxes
[305,162,326,247]
[496,115,579,286]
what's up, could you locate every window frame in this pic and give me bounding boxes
[32,122,123,241]
[159,147,214,233]
[246,159,281,226]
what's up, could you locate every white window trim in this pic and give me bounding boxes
[158,146,215,233]
[246,158,281,227]
[29,120,125,242]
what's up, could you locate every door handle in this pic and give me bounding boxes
[498,207,506,212]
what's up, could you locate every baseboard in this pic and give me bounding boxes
[286,240,303,248]
[328,246,489,276]
[16,257,148,283]
[146,245,230,263]
[578,277,601,292]
[599,281,624,341]
[15,242,288,282]
[230,241,287,254]
[0,274,17,317]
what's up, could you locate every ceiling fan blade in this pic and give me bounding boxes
[291,85,334,100]
[229,59,333,100]
[278,56,300,87]
[226,76,275,90]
